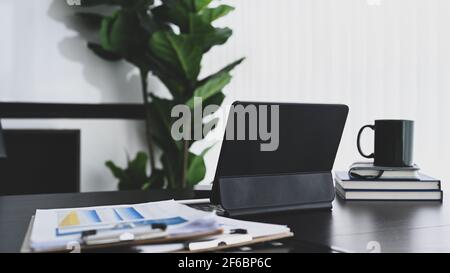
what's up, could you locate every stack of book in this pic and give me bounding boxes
[335,162,443,201]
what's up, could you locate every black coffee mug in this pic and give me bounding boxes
[357,120,414,167]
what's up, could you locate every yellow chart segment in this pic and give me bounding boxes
[59,211,80,227]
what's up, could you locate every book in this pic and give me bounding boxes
[335,184,443,201]
[349,162,420,180]
[335,171,441,191]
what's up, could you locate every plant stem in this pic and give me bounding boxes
[181,139,189,189]
[140,70,156,174]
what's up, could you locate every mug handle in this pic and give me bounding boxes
[357,125,375,158]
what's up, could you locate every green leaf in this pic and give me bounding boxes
[87,43,122,61]
[100,14,114,51]
[100,11,126,53]
[200,5,235,23]
[150,31,202,81]
[100,11,128,52]
[142,169,165,190]
[199,57,245,86]
[186,14,232,52]
[100,10,145,57]
[152,2,234,52]
[186,147,212,187]
[144,54,186,95]
[108,12,129,52]
[154,0,217,33]
[128,152,148,177]
[152,4,188,30]
[185,57,245,109]
[203,91,225,108]
[137,7,160,33]
[105,160,126,181]
[199,27,232,52]
[186,154,205,187]
[188,0,212,12]
[187,13,211,33]
[106,152,152,190]
[186,71,231,109]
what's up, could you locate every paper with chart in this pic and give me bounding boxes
[28,200,292,252]
[29,200,217,251]
[56,204,188,235]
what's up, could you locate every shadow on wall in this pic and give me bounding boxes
[47,0,146,104]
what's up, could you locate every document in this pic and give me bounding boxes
[28,200,292,252]
[29,200,219,252]
[134,204,293,253]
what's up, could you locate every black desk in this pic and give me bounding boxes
[0,190,448,253]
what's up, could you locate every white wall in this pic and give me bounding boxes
[0,0,147,192]
[202,0,450,192]
[1,0,450,192]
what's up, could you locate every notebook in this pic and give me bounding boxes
[335,171,441,191]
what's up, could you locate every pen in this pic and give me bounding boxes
[229,228,247,234]
[185,234,253,251]
[81,223,168,246]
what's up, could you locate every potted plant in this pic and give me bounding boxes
[71,0,244,190]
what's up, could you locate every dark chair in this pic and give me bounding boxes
[0,129,80,196]
[0,102,144,196]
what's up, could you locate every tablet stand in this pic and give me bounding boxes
[212,172,335,216]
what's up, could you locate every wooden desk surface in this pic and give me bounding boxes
[0,190,448,252]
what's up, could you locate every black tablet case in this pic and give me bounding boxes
[211,102,348,216]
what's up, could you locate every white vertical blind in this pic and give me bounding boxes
[201,0,450,190]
